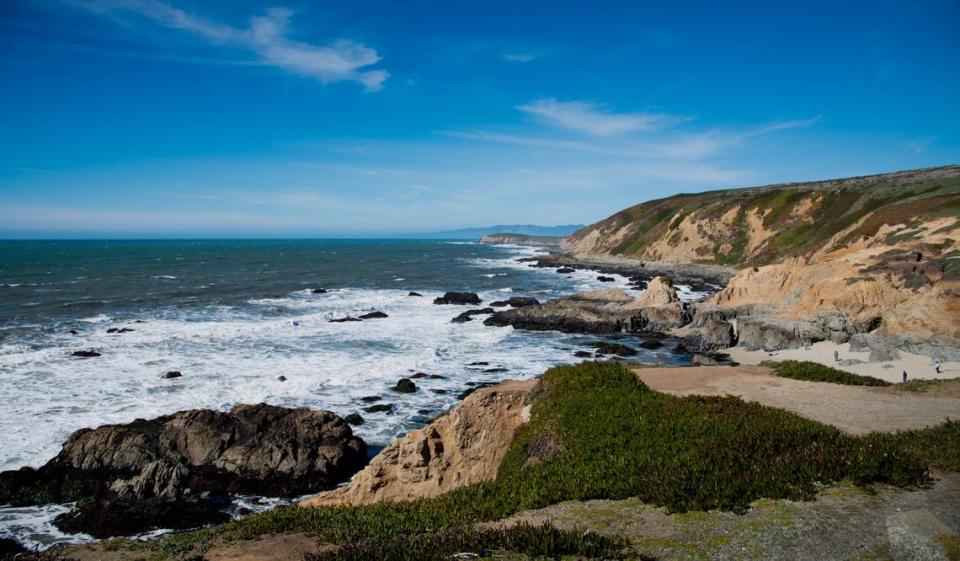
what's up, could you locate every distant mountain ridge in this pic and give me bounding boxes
[411,224,583,239]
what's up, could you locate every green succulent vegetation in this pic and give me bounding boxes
[768,360,892,387]
[574,167,960,267]
[303,523,638,561]
[135,361,955,559]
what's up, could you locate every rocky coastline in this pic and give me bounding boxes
[0,404,366,538]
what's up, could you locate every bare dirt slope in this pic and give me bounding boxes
[634,366,960,435]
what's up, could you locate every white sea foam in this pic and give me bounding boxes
[0,242,698,548]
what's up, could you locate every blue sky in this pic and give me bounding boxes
[1,0,958,238]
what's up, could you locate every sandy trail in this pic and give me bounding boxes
[634,366,960,435]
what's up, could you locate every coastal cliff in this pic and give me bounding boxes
[562,166,960,352]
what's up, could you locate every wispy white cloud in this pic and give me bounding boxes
[503,52,537,63]
[81,1,388,90]
[517,98,683,135]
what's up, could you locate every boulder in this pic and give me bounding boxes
[0,404,366,538]
[556,267,576,274]
[71,350,101,358]
[736,316,828,351]
[106,328,135,334]
[409,372,428,379]
[344,413,364,426]
[408,292,423,297]
[162,371,182,379]
[277,375,287,382]
[360,395,382,402]
[597,276,616,282]
[573,350,594,358]
[394,378,417,393]
[683,318,736,352]
[310,288,328,294]
[433,292,482,305]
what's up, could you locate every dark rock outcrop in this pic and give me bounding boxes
[597,276,616,282]
[433,292,482,305]
[329,316,362,323]
[310,288,328,294]
[408,292,423,297]
[71,350,101,358]
[485,281,686,334]
[0,404,366,537]
[106,328,135,334]
[162,371,182,379]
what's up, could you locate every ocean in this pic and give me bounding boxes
[0,239,697,547]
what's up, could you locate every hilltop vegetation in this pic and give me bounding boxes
[564,166,960,267]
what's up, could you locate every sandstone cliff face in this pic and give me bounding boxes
[302,379,535,507]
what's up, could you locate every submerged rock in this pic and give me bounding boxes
[433,292,482,305]
[310,288,328,294]
[162,371,182,379]
[358,311,389,319]
[71,350,101,358]
[106,328,135,334]
[407,292,423,297]
[329,316,362,323]
[593,342,637,356]
[344,413,364,426]
[597,276,616,282]
[451,308,495,323]
[364,403,394,413]
[0,404,366,538]
[394,378,417,393]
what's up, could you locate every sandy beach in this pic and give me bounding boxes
[725,340,959,384]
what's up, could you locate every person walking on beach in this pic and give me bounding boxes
[834,350,839,362]
[935,361,941,374]
[903,370,908,383]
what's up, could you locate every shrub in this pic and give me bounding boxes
[768,360,892,386]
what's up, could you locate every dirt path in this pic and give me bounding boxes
[634,366,960,434]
